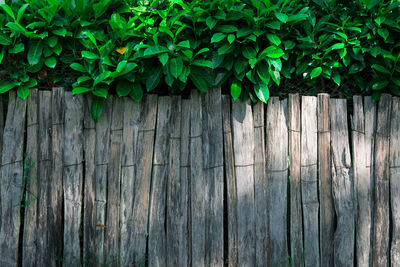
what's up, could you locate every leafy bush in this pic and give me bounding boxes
[0,0,399,119]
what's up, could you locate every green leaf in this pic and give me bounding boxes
[44,56,57,68]
[116,80,132,97]
[77,76,91,84]
[211,33,226,43]
[310,67,322,79]
[237,28,253,38]
[17,86,30,100]
[84,31,97,46]
[227,34,235,44]
[53,43,62,55]
[91,97,104,122]
[254,83,269,103]
[332,70,340,85]
[52,28,67,37]
[27,41,43,65]
[206,16,218,29]
[159,53,169,66]
[269,68,280,85]
[242,47,257,59]
[231,81,241,101]
[93,71,111,86]
[327,43,345,52]
[70,63,86,73]
[9,43,24,54]
[195,48,209,57]
[116,60,127,72]
[1,4,15,20]
[192,59,212,68]
[190,67,212,93]
[0,81,18,94]
[371,64,391,74]
[81,51,99,59]
[216,25,238,33]
[169,57,183,79]
[190,73,208,92]
[260,46,284,58]
[275,12,288,23]
[72,87,92,94]
[146,67,162,91]
[218,44,234,55]
[0,33,12,45]
[267,34,281,46]
[129,83,143,102]
[372,80,389,90]
[144,45,169,56]
[257,63,271,84]
[177,40,190,48]
[362,0,381,9]
[46,36,58,48]
[392,77,400,86]
[378,28,389,40]
[234,59,247,74]
[92,87,108,98]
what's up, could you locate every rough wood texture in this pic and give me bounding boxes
[232,100,255,267]
[104,98,123,266]
[50,87,64,263]
[390,97,400,265]
[318,94,333,267]
[0,92,26,266]
[301,96,320,267]
[253,101,267,267]
[352,96,373,266]
[22,89,39,267]
[222,96,238,267]
[288,94,303,266]
[94,96,113,262]
[0,94,3,162]
[373,94,392,267]
[266,97,288,266]
[37,91,52,266]
[63,93,84,265]
[120,98,140,266]
[330,99,354,267]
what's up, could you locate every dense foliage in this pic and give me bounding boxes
[0,0,399,119]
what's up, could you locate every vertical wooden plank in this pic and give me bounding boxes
[63,93,84,265]
[301,96,320,267]
[202,88,224,266]
[266,97,288,266]
[0,94,3,160]
[120,98,140,266]
[83,95,96,260]
[390,97,400,265]
[0,92,26,266]
[232,100,255,266]
[318,94,333,267]
[50,87,64,262]
[288,94,303,266]
[94,96,113,262]
[222,95,237,267]
[352,96,373,266]
[104,98,124,265]
[373,94,391,266]
[190,91,206,267]
[253,101,267,266]
[22,89,39,266]
[166,97,183,266]
[131,95,157,264]
[330,99,354,267]
[37,91,52,266]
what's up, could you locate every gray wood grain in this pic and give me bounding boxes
[318,94,333,267]
[390,97,400,266]
[352,96,373,266]
[0,92,26,266]
[63,92,84,266]
[104,98,124,266]
[288,94,303,267]
[301,96,320,267]
[266,97,288,266]
[222,95,238,267]
[22,89,39,267]
[94,96,113,263]
[372,94,391,267]
[330,98,354,267]
[131,95,157,264]
[120,98,140,266]
[253,101,267,267]
[0,94,3,164]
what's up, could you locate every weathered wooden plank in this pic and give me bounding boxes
[120,98,140,266]
[36,91,52,266]
[222,95,237,267]
[301,96,320,267]
[166,97,183,266]
[0,94,3,161]
[372,94,392,266]
[104,98,124,265]
[266,97,288,266]
[190,91,206,267]
[351,96,372,266]
[318,94,333,267]
[390,97,400,265]
[330,98,354,267]
[49,87,64,262]
[22,89,39,266]
[0,92,26,266]
[232,100,255,267]
[94,96,113,262]
[288,94,303,266]
[63,92,84,265]
[202,88,224,266]
[253,101,267,267]
[83,95,96,261]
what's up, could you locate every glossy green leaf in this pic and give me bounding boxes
[372,64,391,74]
[81,51,99,59]
[116,80,132,97]
[146,67,162,91]
[70,63,86,73]
[72,87,92,94]
[159,53,169,66]
[206,16,218,29]
[260,46,284,58]
[93,71,111,86]
[116,60,128,72]
[275,12,288,23]
[372,80,389,90]
[91,97,104,122]
[169,57,183,78]
[144,45,169,56]
[231,81,241,101]
[267,34,281,46]
[92,87,108,98]
[84,31,97,46]
[129,83,143,102]
[0,33,12,45]
[310,67,322,79]
[1,4,15,20]
[0,81,18,94]
[192,59,212,68]
[44,56,57,68]
[27,41,43,65]
[254,83,269,103]
[17,86,30,100]
[227,34,235,44]
[242,47,257,59]
[211,33,226,43]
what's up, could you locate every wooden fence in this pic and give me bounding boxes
[0,87,399,267]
